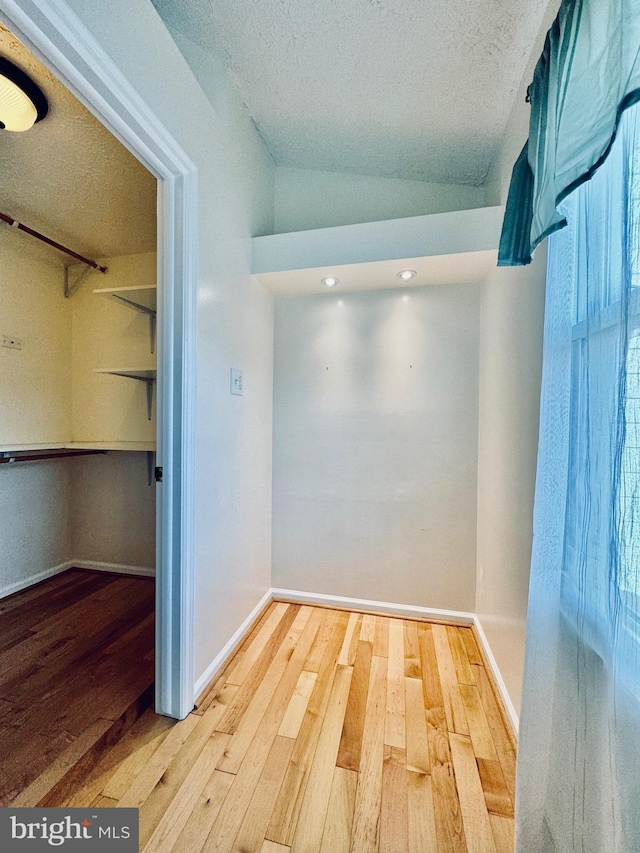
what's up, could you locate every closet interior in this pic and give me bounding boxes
[0,23,159,802]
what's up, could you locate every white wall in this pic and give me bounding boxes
[60,0,276,687]
[475,0,559,716]
[0,459,72,595]
[274,166,487,234]
[0,232,70,446]
[272,283,480,612]
[0,231,72,595]
[70,452,155,569]
[476,254,546,714]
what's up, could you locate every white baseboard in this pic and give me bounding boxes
[0,561,70,600]
[473,616,519,735]
[271,587,475,625]
[193,588,273,702]
[0,558,155,602]
[69,560,155,578]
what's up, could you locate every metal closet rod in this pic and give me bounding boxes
[0,211,107,273]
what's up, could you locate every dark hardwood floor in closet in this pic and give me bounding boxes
[0,568,154,806]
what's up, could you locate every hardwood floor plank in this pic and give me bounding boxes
[63,711,174,809]
[216,605,300,736]
[458,627,483,666]
[338,613,362,666]
[489,814,515,853]
[404,677,430,774]
[360,614,375,643]
[385,617,406,748]
[379,745,408,853]
[92,794,118,808]
[101,715,176,801]
[172,769,234,853]
[143,730,231,853]
[349,654,387,853]
[449,734,498,853]
[472,665,516,800]
[232,735,295,853]
[266,611,348,847]
[304,609,340,674]
[373,616,389,658]
[116,688,232,817]
[262,842,290,853]
[278,670,318,739]
[37,682,155,808]
[291,664,354,853]
[205,612,344,853]
[476,758,514,819]
[10,719,115,807]
[407,770,438,853]
[447,625,476,686]
[319,767,357,853]
[225,602,291,687]
[216,607,316,773]
[336,639,372,773]
[432,624,469,736]
[460,684,499,762]
[403,621,421,679]
[418,624,467,853]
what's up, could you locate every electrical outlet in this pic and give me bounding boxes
[2,334,22,351]
[230,368,243,396]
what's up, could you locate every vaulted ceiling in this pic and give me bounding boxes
[152,0,551,185]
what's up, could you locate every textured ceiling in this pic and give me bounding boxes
[152,0,550,185]
[0,24,156,263]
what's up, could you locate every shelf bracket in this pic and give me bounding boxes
[108,293,157,353]
[145,378,154,421]
[146,450,155,486]
[64,264,95,298]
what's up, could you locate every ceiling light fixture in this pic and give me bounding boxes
[397,269,417,281]
[0,57,48,132]
[322,276,339,288]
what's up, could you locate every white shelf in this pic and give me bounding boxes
[0,442,154,453]
[0,443,66,453]
[67,441,155,452]
[93,285,157,353]
[94,368,157,380]
[93,285,157,312]
[93,368,157,420]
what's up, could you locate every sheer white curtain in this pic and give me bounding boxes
[517,104,640,851]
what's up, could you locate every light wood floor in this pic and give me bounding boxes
[0,568,155,806]
[18,600,517,852]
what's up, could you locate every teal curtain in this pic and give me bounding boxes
[517,103,640,852]
[498,0,640,266]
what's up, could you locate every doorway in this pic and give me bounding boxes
[0,0,197,722]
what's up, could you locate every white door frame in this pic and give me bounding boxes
[0,0,198,719]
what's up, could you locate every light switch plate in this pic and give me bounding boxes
[230,368,243,396]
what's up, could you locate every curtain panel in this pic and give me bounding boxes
[498,0,640,266]
[517,104,640,852]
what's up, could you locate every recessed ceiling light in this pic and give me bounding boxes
[322,277,339,288]
[0,57,48,132]
[397,269,417,281]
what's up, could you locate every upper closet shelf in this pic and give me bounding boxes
[94,285,157,353]
[93,368,157,421]
[251,206,504,297]
[0,442,155,453]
